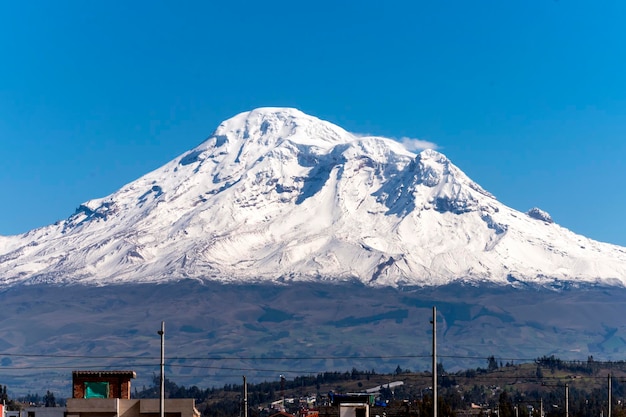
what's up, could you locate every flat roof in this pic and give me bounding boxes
[72,370,137,378]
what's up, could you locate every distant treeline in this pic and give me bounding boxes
[134,369,381,401]
[533,354,626,374]
[127,356,626,417]
[7,355,626,417]
[2,387,62,410]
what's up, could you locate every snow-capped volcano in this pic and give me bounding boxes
[2,107,626,288]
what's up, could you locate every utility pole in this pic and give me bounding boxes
[565,383,569,417]
[607,373,613,417]
[158,321,165,417]
[431,306,437,417]
[243,376,248,417]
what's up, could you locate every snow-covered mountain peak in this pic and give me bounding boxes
[170,108,358,191]
[2,108,626,289]
[209,107,349,150]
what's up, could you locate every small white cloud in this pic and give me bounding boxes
[352,132,439,152]
[399,137,438,151]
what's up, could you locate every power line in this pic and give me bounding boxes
[4,351,624,364]
[0,353,431,360]
[2,352,626,377]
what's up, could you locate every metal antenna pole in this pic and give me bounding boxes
[159,321,165,417]
[432,306,437,417]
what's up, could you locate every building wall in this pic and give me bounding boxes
[119,400,141,417]
[66,398,199,417]
[339,404,369,417]
[21,407,67,417]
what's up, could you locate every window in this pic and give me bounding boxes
[84,381,109,398]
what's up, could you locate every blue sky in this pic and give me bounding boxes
[1,1,626,245]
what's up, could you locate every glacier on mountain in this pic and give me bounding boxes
[1,107,626,288]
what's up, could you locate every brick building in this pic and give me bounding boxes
[72,371,136,399]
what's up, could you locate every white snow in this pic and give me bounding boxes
[1,107,626,288]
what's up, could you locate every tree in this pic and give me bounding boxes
[498,391,514,417]
[487,356,499,371]
[536,366,544,379]
[44,390,56,407]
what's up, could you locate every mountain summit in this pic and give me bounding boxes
[2,108,626,288]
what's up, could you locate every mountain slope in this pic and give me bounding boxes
[3,281,626,397]
[2,107,626,288]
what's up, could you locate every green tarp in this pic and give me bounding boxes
[85,382,109,398]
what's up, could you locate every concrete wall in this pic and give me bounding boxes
[21,407,67,417]
[137,399,199,417]
[339,404,369,417]
[66,398,199,417]
[67,398,119,413]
